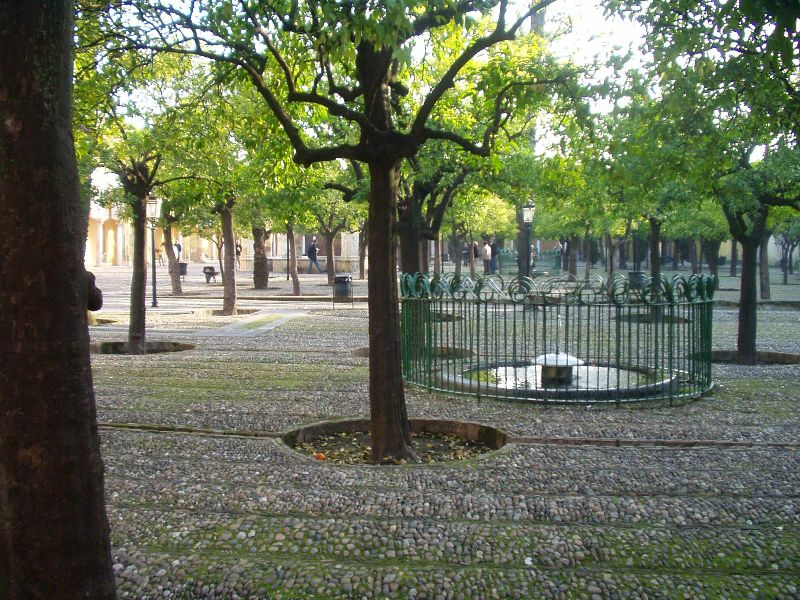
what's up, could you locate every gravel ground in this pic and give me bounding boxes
[88,265,800,599]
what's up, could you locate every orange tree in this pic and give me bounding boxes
[93,0,558,461]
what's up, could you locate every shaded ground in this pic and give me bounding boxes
[89,265,799,599]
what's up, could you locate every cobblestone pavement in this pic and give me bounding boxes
[88,266,800,599]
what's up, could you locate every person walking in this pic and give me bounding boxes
[235,240,242,271]
[306,236,322,273]
[482,240,492,275]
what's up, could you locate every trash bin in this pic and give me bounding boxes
[178,262,188,279]
[333,274,353,302]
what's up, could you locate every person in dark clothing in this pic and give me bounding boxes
[306,237,322,273]
[489,237,499,274]
[86,271,103,311]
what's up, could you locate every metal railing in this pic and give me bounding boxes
[400,272,716,405]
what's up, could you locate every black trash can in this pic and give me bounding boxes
[178,262,188,279]
[333,274,353,302]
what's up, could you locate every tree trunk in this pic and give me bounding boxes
[252,226,269,289]
[730,240,738,276]
[782,244,789,284]
[672,240,679,270]
[759,232,771,300]
[128,195,148,354]
[286,224,301,295]
[567,234,579,276]
[737,239,759,364]
[649,218,662,282]
[367,161,415,462]
[221,205,237,315]
[605,234,616,279]
[398,205,423,274]
[163,224,183,295]
[0,2,116,596]
[324,234,336,285]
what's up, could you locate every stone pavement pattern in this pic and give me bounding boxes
[88,266,800,599]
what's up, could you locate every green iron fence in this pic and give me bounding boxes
[400,272,716,405]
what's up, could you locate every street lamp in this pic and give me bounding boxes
[522,200,536,277]
[146,196,162,308]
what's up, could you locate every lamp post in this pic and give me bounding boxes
[146,196,162,308]
[522,201,536,277]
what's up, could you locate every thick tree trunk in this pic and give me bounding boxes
[163,224,183,295]
[605,234,616,279]
[324,234,336,285]
[0,2,116,596]
[453,229,463,279]
[737,239,759,364]
[758,232,771,300]
[128,196,148,354]
[398,224,420,274]
[221,206,237,315]
[252,226,269,289]
[649,219,662,282]
[368,161,415,462]
[618,240,627,269]
[568,234,579,276]
[433,236,441,275]
[286,224,301,295]
[730,241,738,276]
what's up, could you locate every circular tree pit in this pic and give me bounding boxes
[90,341,195,354]
[284,418,508,465]
[711,351,800,365]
